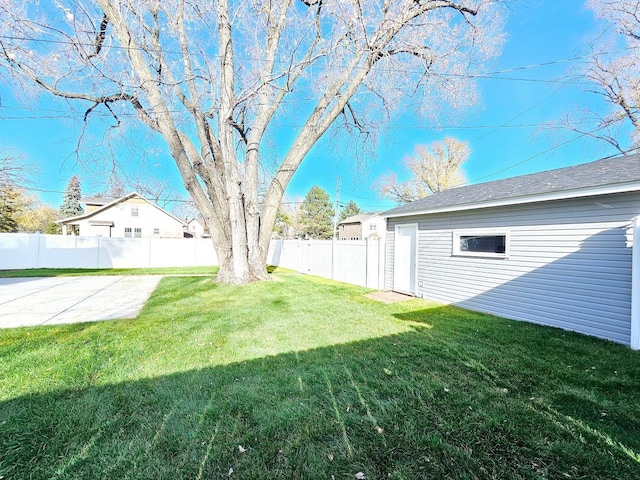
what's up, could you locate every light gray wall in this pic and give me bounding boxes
[386,192,640,345]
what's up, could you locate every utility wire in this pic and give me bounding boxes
[465,127,634,185]
[1,33,636,72]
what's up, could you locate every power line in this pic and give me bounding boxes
[1,32,635,72]
[0,113,591,131]
[0,103,598,131]
[465,126,632,185]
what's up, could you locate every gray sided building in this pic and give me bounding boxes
[383,155,640,348]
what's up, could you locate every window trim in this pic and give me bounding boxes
[134,227,142,238]
[131,206,139,217]
[124,227,132,238]
[452,229,510,259]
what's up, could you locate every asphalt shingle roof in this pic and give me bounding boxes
[384,155,640,217]
[338,212,380,224]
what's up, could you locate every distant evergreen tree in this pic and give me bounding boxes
[59,175,84,219]
[339,200,362,222]
[300,185,334,239]
[0,185,22,232]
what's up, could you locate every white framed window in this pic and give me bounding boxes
[153,228,160,235]
[134,227,142,238]
[131,206,139,217]
[369,223,377,231]
[124,227,132,238]
[452,229,509,258]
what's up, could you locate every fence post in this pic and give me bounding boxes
[378,236,386,291]
[35,232,41,268]
[365,237,380,290]
[631,216,639,350]
[194,238,198,267]
[332,237,337,280]
[96,235,100,268]
[148,236,153,267]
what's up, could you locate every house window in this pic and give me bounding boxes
[453,231,508,258]
[124,227,132,238]
[134,227,142,238]
[131,206,139,217]
[153,228,160,235]
[369,224,377,231]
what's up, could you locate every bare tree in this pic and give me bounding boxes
[96,171,178,208]
[564,0,640,153]
[377,137,469,204]
[0,147,30,188]
[0,0,505,283]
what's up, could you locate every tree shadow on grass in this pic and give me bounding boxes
[2,314,639,480]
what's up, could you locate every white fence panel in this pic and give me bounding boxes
[309,241,332,278]
[1,234,383,290]
[0,233,39,269]
[267,238,384,290]
[268,239,299,270]
[106,238,150,268]
[334,241,367,287]
[0,233,219,269]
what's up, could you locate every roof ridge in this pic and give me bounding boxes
[384,154,640,217]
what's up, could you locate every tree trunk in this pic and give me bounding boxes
[213,223,270,284]
[205,197,271,284]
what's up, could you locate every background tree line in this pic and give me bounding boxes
[0,151,59,234]
[274,187,364,240]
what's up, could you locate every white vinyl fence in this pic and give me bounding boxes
[0,233,218,269]
[267,238,385,289]
[0,234,385,289]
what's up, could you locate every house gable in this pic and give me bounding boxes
[58,192,186,238]
[338,212,384,240]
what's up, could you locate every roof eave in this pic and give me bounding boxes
[56,192,187,226]
[384,182,640,219]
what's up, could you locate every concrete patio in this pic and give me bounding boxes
[0,276,162,329]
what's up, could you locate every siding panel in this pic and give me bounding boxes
[387,192,640,346]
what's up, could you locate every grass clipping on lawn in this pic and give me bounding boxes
[1,272,639,479]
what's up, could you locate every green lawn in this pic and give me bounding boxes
[1,272,639,479]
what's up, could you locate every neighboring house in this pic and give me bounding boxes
[383,155,640,349]
[338,212,385,240]
[186,218,210,238]
[57,192,186,238]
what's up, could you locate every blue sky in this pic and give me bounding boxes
[0,0,631,213]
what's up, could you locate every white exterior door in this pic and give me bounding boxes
[393,224,417,295]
